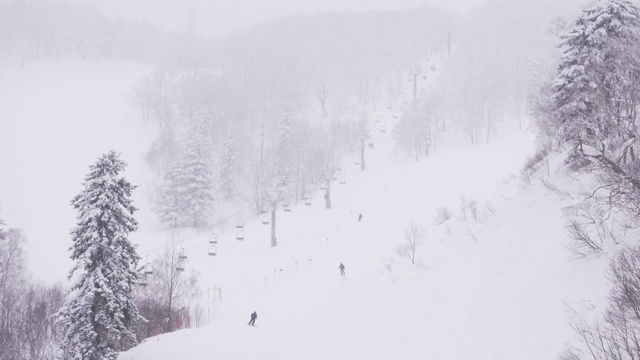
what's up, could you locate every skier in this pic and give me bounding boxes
[357,213,363,221]
[248,311,257,326]
[339,263,345,276]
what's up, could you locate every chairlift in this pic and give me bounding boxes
[339,175,346,184]
[303,194,311,206]
[209,233,218,244]
[282,201,291,212]
[208,245,217,256]
[176,260,185,271]
[386,103,392,109]
[178,249,188,260]
[381,126,387,133]
[236,229,244,240]
[350,145,355,152]
[376,116,382,123]
[392,114,398,119]
[319,181,326,190]
[143,265,153,275]
[261,213,270,224]
[354,158,361,165]
[236,218,244,229]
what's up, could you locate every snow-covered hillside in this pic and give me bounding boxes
[118,119,609,359]
[0,57,611,359]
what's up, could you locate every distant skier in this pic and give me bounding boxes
[357,213,363,221]
[339,263,346,276]
[248,311,257,326]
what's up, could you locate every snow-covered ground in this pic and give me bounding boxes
[0,58,610,359]
[121,121,609,359]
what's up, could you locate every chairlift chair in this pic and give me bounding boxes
[209,233,218,244]
[176,261,185,271]
[208,245,217,256]
[282,201,291,212]
[261,213,269,224]
[319,182,326,190]
[236,229,244,240]
[381,126,387,133]
[178,249,188,260]
[350,145,356,152]
[354,157,361,165]
[236,218,244,229]
[339,176,346,185]
[303,194,311,206]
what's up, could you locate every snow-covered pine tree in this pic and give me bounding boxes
[57,151,143,360]
[156,163,183,228]
[220,126,237,200]
[550,0,640,161]
[0,204,5,239]
[276,103,295,171]
[180,115,215,227]
[154,110,215,228]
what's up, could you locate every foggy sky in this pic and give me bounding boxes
[80,0,488,37]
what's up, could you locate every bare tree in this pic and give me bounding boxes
[144,233,200,333]
[316,81,329,117]
[564,246,640,360]
[0,228,27,360]
[397,223,426,265]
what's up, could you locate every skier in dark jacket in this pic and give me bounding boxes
[248,311,257,326]
[339,263,345,276]
[357,213,363,221]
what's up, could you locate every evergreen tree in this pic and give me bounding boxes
[277,103,295,171]
[220,126,237,200]
[0,204,5,240]
[155,164,183,228]
[179,118,215,227]
[57,151,142,360]
[550,0,640,160]
[155,115,215,228]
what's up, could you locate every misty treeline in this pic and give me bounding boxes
[393,0,579,159]
[0,0,183,64]
[532,0,640,358]
[131,6,459,228]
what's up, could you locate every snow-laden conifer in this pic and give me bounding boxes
[551,0,640,155]
[220,126,237,199]
[57,151,142,360]
[155,111,215,228]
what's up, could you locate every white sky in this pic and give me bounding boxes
[82,0,488,37]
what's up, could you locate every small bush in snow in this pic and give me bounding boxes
[433,206,452,225]
[521,144,551,181]
[397,223,426,265]
[458,196,478,222]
